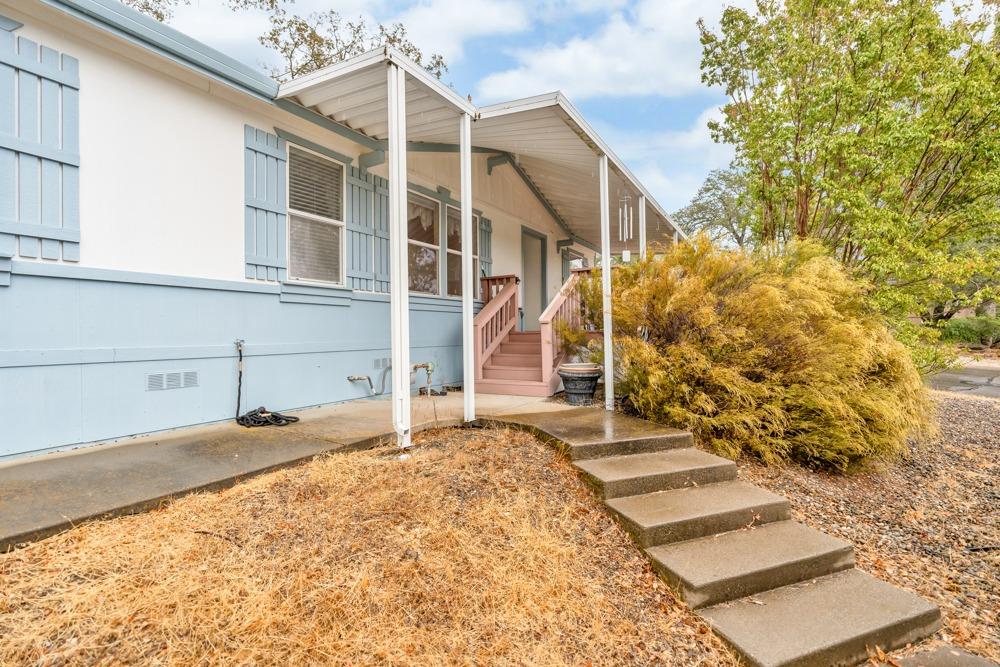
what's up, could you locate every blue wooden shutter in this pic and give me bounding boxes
[373,174,390,293]
[345,166,375,291]
[479,216,493,278]
[244,125,286,281]
[0,32,80,286]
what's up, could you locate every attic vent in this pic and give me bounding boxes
[146,370,199,391]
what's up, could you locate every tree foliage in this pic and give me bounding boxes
[578,237,933,471]
[121,0,447,81]
[260,10,446,80]
[698,0,1000,322]
[672,167,754,249]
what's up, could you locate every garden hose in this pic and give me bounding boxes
[234,340,300,428]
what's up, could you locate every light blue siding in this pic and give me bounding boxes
[0,264,479,460]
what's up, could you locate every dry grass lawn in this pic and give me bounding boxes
[0,427,737,666]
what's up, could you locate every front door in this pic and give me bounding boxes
[520,227,546,331]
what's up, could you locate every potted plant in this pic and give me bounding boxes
[554,320,603,405]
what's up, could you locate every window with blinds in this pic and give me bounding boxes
[289,147,344,220]
[288,146,345,285]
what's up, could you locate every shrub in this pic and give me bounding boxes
[939,316,1000,348]
[579,236,933,471]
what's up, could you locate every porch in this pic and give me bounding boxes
[276,47,683,446]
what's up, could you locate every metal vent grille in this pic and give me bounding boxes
[146,370,199,391]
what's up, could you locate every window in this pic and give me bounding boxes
[445,205,479,297]
[288,146,345,285]
[407,192,439,294]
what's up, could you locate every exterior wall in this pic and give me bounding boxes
[0,1,594,461]
[0,268,471,459]
[0,3,461,460]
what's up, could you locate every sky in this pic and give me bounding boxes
[169,0,747,212]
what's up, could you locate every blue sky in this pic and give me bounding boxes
[170,0,744,212]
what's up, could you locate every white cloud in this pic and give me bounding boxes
[476,0,750,101]
[390,0,531,62]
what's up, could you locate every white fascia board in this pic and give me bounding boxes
[277,48,388,99]
[476,92,562,118]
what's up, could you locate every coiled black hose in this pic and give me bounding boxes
[234,340,300,428]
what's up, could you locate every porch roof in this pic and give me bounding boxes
[276,48,683,253]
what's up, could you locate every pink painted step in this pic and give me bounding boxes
[499,342,539,355]
[476,377,553,397]
[483,365,543,381]
[491,352,543,367]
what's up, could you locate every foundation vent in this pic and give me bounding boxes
[147,370,199,391]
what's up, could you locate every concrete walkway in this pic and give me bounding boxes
[0,393,574,551]
[928,358,1000,399]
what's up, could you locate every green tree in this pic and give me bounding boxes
[673,167,754,249]
[699,0,1000,324]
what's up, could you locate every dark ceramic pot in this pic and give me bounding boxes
[558,362,603,406]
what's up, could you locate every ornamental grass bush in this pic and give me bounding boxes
[578,237,933,471]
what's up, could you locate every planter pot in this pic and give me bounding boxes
[558,363,603,406]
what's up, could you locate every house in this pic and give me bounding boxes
[0,0,683,460]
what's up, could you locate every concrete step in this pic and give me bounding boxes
[898,646,997,667]
[575,448,737,499]
[475,378,552,397]
[491,352,542,367]
[647,521,855,608]
[606,481,790,548]
[499,341,540,355]
[496,409,694,460]
[483,365,543,381]
[701,569,941,667]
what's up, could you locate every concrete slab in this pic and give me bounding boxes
[606,480,791,548]
[702,569,941,667]
[0,393,575,551]
[574,448,736,499]
[899,646,999,667]
[647,520,854,608]
[495,409,692,460]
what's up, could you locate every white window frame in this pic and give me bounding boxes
[445,204,479,299]
[406,190,441,296]
[285,143,348,287]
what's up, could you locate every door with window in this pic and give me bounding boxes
[520,228,546,331]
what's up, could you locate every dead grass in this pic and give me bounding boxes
[0,427,737,666]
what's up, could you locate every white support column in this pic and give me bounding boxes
[638,195,647,260]
[387,63,411,448]
[599,154,614,411]
[459,112,475,423]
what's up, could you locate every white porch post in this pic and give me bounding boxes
[459,112,475,422]
[387,63,411,448]
[638,194,647,260]
[599,154,614,411]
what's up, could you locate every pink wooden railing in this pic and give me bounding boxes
[480,274,518,304]
[538,270,588,386]
[473,279,519,380]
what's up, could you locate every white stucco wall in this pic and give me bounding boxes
[5,1,365,283]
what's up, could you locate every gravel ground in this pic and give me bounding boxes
[739,391,999,662]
